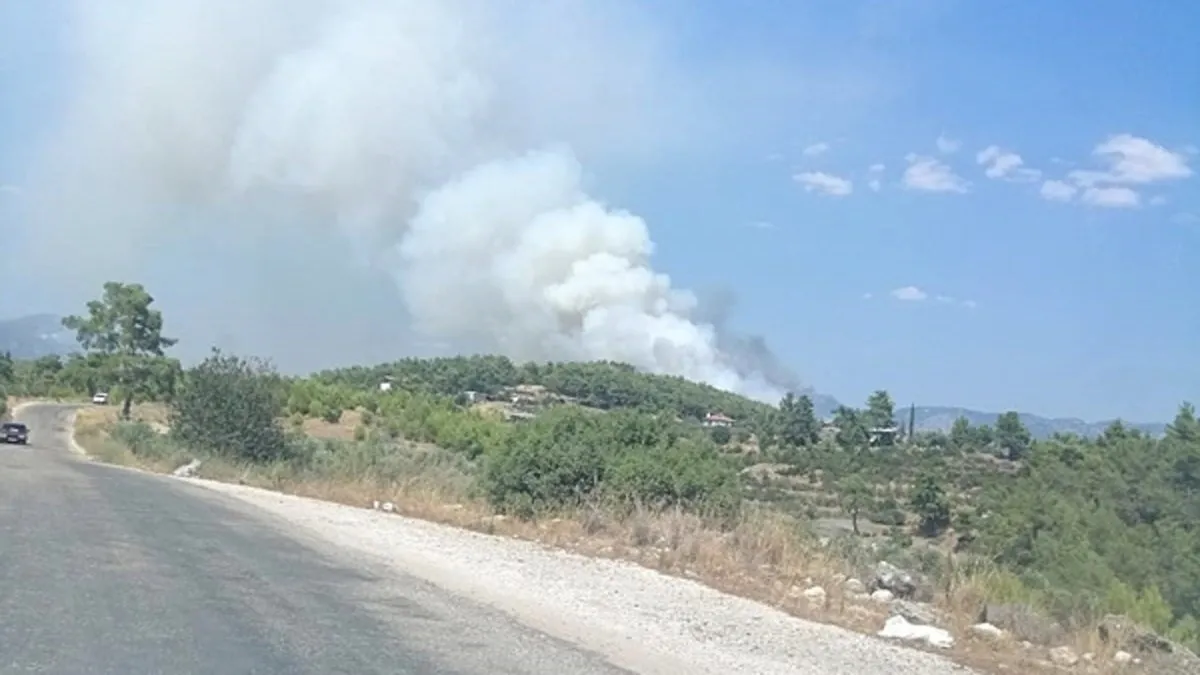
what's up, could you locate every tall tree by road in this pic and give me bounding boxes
[63,281,179,418]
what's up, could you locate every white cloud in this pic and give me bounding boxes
[1040,179,1077,202]
[0,184,20,196]
[890,285,928,301]
[976,145,1041,181]
[765,152,784,162]
[868,178,881,192]
[1068,134,1193,186]
[1081,186,1140,208]
[862,292,873,300]
[802,142,831,157]
[868,163,885,173]
[746,220,775,230]
[936,133,961,154]
[1171,212,1199,225]
[902,154,968,193]
[1149,195,1167,206]
[876,285,974,307]
[794,171,853,197]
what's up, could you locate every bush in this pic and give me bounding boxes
[606,440,740,513]
[169,349,290,463]
[110,421,188,464]
[480,406,740,517]
[910,472,952,536]
[868,508,908,527]
[320,405,343,424]
[709,425,732,445]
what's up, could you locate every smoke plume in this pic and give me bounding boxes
[20,0,792,401]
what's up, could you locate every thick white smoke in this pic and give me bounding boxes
[23,0,787,401]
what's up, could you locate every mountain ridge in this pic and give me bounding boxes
[0,313,1166,438]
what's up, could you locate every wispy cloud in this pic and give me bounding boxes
[1068,134,1193,186]
[801,141,831,157]
[884,285,976,308]
[1081,186,1140,208]
[890,285,928,301]
[976,145,1041,182]
[1040,179,1078,203]
[0,184,20,196]
[867,163,884,192]
[794,171,853,197]
[903,154,968,193]
[1037,134,1190,210]
[937,294,978,308]
[1171,212,1199,225]
[936,133,961,154]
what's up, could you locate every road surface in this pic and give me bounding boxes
[0,403,631,675]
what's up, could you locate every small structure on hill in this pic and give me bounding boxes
[869,425,901,447]
[703,412,735,428]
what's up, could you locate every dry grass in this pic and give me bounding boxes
[71,405,1142,675]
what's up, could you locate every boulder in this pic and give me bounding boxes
[978,603,1064,646]
[870,561,927,600]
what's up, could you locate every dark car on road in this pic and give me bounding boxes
[2,422,29,445]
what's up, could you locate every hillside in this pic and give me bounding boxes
[0,311,1167,437]
[316,354,1165,439]
[0,313,75,359]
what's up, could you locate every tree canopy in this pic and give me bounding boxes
[61,281,180,417]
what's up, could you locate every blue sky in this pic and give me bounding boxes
[0,1,1196,422]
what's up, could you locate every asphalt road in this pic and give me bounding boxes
[0,403,632,675]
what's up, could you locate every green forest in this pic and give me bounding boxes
[3,281,1198,650]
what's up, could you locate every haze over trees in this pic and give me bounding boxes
[4,280,1198,650]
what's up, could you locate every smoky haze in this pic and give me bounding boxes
[18,0,802,402]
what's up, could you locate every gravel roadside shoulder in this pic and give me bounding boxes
[186,476,980,675]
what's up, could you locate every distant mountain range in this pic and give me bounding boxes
[804,394,1164,439]
[903,405,1166,440]
[0,313,1168,438]
[0,313,76,360]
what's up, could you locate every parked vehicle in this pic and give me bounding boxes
[2,422,29,445]
[92,392,109,405]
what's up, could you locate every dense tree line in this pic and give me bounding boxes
[6,280,1199,648]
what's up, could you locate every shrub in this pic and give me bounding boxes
[479,406,739,517]
[709,425,732,445]
[868,508,908,527]
[169,348,290,463]
[110,421,188,464]
[320,405,343,424]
